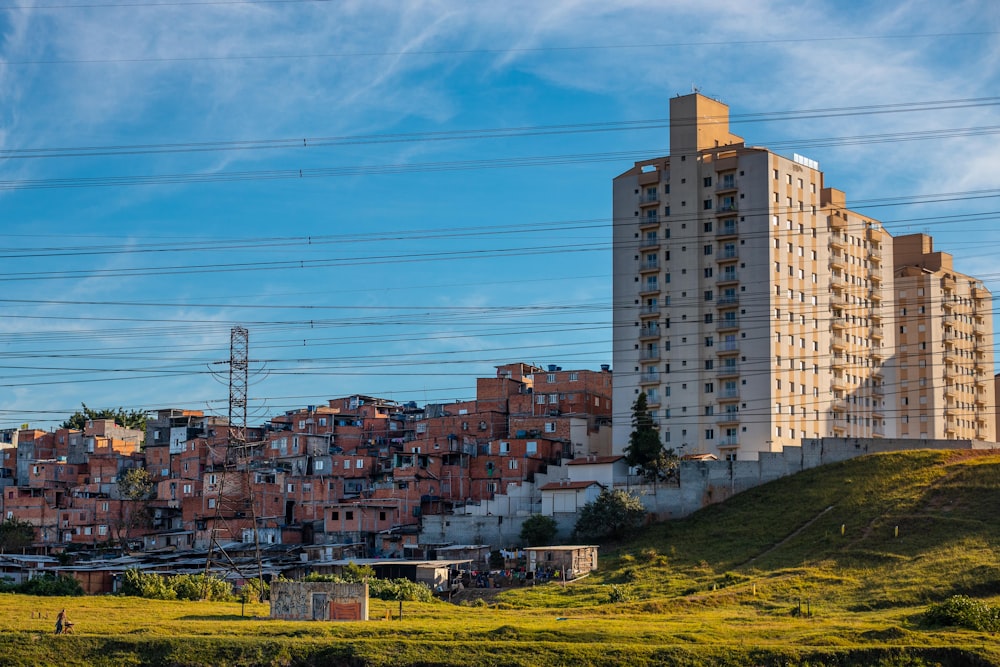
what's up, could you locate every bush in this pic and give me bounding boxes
[122,569,176,599]
[924,595,1000,632]
[520,514,558,547]
[1,573,84,597]
[302,571,434,602]
[607,584,634,604]
[120,568,232,601]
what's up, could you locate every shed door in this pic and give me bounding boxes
[312,593,328,620]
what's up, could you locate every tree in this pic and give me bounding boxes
[0,517,36,551]
[623,394,679,483]
[62,403,147,431]
[114,468,153,551]
[520,514,558,547]
[573,489,647,542]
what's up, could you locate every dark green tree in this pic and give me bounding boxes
[519,513,558,546]
[0,517,36,551]
[572,489,647,542]
[62,403,147,431]
[623,393,679,482]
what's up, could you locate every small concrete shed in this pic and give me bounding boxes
[270,581,369,621]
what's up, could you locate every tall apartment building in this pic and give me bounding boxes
[893,234,995,441]
[613,93,895,460]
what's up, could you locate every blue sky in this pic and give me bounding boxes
[1,0,999,429]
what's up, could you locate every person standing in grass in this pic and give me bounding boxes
[55,609,69,634]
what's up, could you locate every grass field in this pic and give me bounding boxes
[3,449,1000,666]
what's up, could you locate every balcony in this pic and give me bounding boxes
[868,246,882,261]
[829,236,846,250]
[715,178,738,193]
[716,364,740,378]
[639,236,660,249]
[944,384,957,399]
[639,284,660,297]
[645,392,661,407]
[716,272,739,286]
[638,193,659,207]
[639,216,660,229]
[716,294,739,307]
[715,412,740,425]
[973,285,989,301]
[830,398,849,413]
[831,353,845,369]
[831,333,845,349]
[870,325,884,340]
[830,254,846,271]
[717,318,740,332]
[715,249,739,263]
[831,376,847,393]
[639,303,660,317]
[943,346,958,364]
[716,223,738,238]
[639,370,660,385]
[718,388,740,401]
[716,340,739,354]
[716,202,738,215]
[640,349,660,361]
[639,325,661,340]
[639,258,659,273]
[831,316,847,329]
[717,436,739,448]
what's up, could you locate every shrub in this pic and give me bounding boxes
[607,584,634,604]
[3,573,84,597]
[122,568,175,600]
[302,571,434,602]
[520,514,558,547]
[170,573,232,601]
[924,595,1000,632]
[368,578,435,602]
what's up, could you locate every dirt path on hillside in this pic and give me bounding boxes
[740,505,835,567]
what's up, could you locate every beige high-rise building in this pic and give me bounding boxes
[612,93,896,460]
[893,234,995,441]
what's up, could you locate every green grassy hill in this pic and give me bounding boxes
[3,449,1000,666]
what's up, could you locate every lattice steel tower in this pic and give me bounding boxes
[203,326,264,596]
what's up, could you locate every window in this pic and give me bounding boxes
[331,511,339,520]
[569,372,578,381]
[703,244,713,255]
[704,176,713,187]
[544,422,556,433]
[315,460,324,471]
[509,460,518,470]
[704,382,714,393]
[547,373,556,383]
[536,394,546,404]
[346,511,354,520]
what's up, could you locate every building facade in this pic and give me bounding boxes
[893,234,995,441]
[613,92,897,459]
